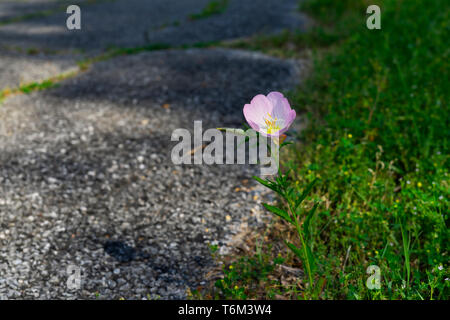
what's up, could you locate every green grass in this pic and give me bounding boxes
[18,79,57,93]
[1,41,221,104]
[189,0,229,20]
[1,39,221,105]
[210,0,449,300]
[0,71,78,104]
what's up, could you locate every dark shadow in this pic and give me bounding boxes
[0,0,304,52]
[43,48,298,128]
[104,240,137,262]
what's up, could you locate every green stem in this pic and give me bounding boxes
[274,139,314,295]
[288,201,314,294]
[400,222,411,286]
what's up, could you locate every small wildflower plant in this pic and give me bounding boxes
[222,92,322,298]
[247,93,321,298]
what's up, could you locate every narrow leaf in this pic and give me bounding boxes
[262,203,293,224]
[216,128,247,136]
[303,202,319,241]
[253,176,282,195]
[294,178,317,210]
[285,241,303,260]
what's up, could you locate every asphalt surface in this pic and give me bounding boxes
[0,0,306,299]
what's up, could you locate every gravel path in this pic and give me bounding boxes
[0,0,305,91]
[0,49,303,299]
[0,1,306,299]
[1,0,303,50]
[0,0,75,22]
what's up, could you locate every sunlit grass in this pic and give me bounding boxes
[208,0,449,300]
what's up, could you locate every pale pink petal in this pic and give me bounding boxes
[243,94,272,128]
[267,92,291,121]
[243,104,261,131]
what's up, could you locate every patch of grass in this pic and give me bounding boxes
[19,79,57,93]
[0,70,77,103]
[189,235,302,300]
[211,0,449,300]
[1,41,219,104]
[76,43,172,70]
[189,0,229,20]
[1,43,171,103]
[222,28,341,59]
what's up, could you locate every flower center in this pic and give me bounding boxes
[264,113,281,134]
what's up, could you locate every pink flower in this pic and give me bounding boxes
[243,92,296,137]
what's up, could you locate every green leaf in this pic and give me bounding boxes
[285,241,303,260]
[303,203,319,272]
[286,241,316,275]
[303,202,319,241]
[253,175,273,189]
[253,176,282,196]
[262,203,293,224]
[313,276,326,298]
[280,141,293,148]
[304,242,316,274]
[294,178,318,210]
[216,128,251,136]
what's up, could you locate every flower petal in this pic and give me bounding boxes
[243,94,273,128]
[267,92,292,121]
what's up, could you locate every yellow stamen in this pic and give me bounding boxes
[264,113,281,134]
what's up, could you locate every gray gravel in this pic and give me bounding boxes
[0,48,303,299]
[145,0,305,46]
[0,0,305,91]
[0,0,303,50]
[0,0,210,90]
[0,50,80,90]
[0,0,74,22]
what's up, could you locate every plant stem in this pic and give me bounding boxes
[287,201,314,294]
[400,222,411,286]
